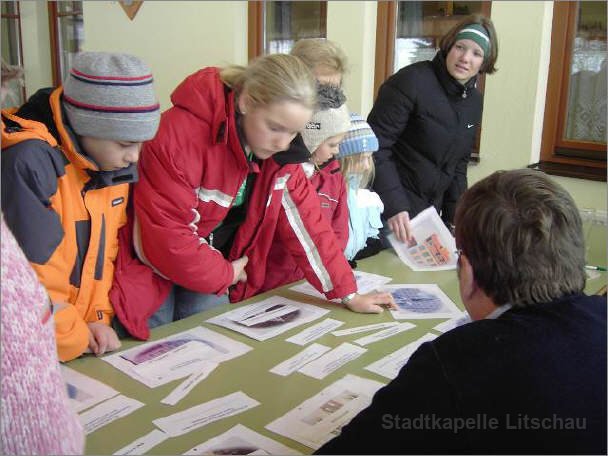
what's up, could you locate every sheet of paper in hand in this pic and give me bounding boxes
[387,206,457,271]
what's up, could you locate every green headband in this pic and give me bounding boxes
[455,23,490,60]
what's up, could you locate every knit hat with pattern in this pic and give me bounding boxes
[338,113,379,158]
[301,84,350,153]
[63,52,160,142]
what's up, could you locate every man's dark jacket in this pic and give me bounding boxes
[368,52,481,224]
[318,293,607,454]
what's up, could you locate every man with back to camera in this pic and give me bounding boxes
[318,169,606,454]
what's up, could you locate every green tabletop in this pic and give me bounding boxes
[72,240,606,454]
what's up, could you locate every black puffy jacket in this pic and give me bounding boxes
[368,51,482,224]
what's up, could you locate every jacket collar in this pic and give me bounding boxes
[272,133,312,166]
[432,51,478,99]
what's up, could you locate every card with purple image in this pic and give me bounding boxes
[381,284,462,319]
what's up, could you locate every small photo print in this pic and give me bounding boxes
[66,382,93,402]
[392,287,443,313]
[301,390,359,426]
[205,436,262,455]
[236,304,301,328]
[407,233,452,267]
[383,284,462,320]
[120,334,227,365]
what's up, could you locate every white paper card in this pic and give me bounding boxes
[80,394,145,435]
[270,343,332,377]
[365,333,438,379]
[290,270,392,300]
[161,361,218,406]
[207,297,329,341]
[433,312,471,333]
[388,206,457,271]
[266,374,385,449]
[382,284,463,320]
[113,429,169,455]
[353,322,416,346]
[286,318,344,345]
[103,327,251,388]
[153,391,260,437]
[61,365,119,413]
[298,343,367,380]
[331,322,399,337]
[184,424,300,455]
[233,303,300,327]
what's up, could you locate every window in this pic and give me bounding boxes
[248,1,327,59]
[535,1,606,181]
[48,1,84,85]
[374,1,491,161]
[1,1,25,107]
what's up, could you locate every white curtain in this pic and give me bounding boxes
[565,38,607,143]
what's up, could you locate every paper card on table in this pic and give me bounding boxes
[61,365,119,413]
[286,318,344,346]
[266,374,385,449]
[80,394,145,435]
[207,296,329,342]
[298,343,367,380]
[353,322,416,346]
[103,327,251,388]
[331,322,399,337]
[433,312,471,333]
[365,333,438,379]
[387,206,457,271]
[382,284,462,320]
[161,361,218,406]
[233,303,301,327]
[113,429,169,455]
[184,424,300,455]
[270,343,331,377]
[153,391,259,437]
[290,270,393,300]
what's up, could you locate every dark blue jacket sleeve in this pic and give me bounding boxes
[441,153,469,225]
[368,73,417,220]
[1,139,64,263]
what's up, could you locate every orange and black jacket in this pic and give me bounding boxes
[1,87,136,361]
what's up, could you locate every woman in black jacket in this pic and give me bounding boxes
[368,14,498,243]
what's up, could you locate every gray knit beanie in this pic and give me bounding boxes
[302,85,350,153]
[63,52,160,142]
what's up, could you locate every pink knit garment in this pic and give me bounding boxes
[1,218,85,455]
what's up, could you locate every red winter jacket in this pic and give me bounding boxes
[259,160,349,294]
[110,68,356,339]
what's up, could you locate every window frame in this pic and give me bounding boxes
[1,1,26,103]
[535,1,606,182]
[48,1,83,86]
[247,1,327,60]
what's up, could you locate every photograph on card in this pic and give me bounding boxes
[381,284,462,319]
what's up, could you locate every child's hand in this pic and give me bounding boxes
[344,292,397,314]
[87,322,121,356]
[231,256,249,285]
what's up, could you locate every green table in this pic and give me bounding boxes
[73,242,606,454]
